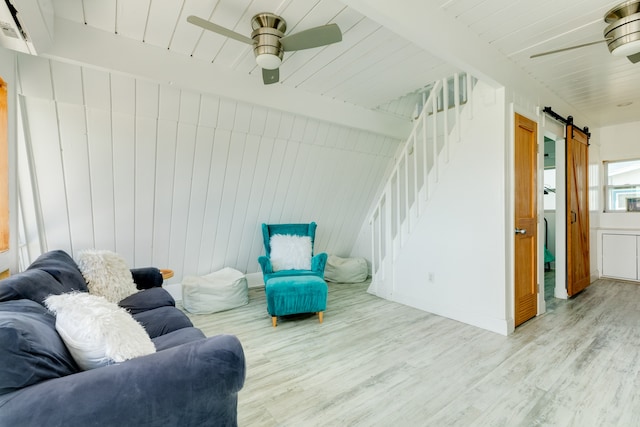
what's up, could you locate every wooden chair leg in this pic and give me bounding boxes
[318,311,324,324]
[272,316,277,327]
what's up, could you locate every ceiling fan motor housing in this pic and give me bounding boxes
[604,0,640,56]
[251,13,286,69]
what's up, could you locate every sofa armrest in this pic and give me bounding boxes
[0,334,246,427]
[130,267,163,290]
[258,256,273,275]
[311,252,328,276]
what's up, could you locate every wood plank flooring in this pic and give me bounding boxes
[182,278,640,426]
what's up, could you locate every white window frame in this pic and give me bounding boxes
[604,159,640,212]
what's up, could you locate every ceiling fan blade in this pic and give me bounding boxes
[280,23,342,51]
[187,15,253,45]
[628,52,640,63]
[262,68,279,85]
[530,39,607,59]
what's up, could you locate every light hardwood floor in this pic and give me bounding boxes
[182,278,640,426]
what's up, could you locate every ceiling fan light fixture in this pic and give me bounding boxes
[251,15,286,71]
[605,10,640,56]
[256,53,282,70]
[611,37,640,56]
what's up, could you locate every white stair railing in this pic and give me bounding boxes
[369,73,474,297]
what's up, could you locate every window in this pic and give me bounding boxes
[604,159,640,212]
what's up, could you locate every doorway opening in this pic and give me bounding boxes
[543,137,557,305]
[541,131,567,313]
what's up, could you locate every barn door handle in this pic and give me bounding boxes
[571,211,577,224]
[515,228,526,235]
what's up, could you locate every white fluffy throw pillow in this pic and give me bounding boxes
[45,292,155,371]
[270,234,312,271]
[76,249,138,303]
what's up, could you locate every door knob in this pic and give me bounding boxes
[515,228,526,235]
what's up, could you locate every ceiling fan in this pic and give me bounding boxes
[531,0,640,63]
[187,12,342,85]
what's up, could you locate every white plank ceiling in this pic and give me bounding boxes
[438,0,640,126]
[48,0,640,127]
[50,0,455,122]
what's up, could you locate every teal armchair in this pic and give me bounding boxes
[258,222,328,327]
[257,222,328,283]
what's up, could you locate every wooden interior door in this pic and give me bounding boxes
[566,124,590,296]
[514,113,538,327]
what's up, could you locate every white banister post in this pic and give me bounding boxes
[432,89,439,183]
[454,73,461,142]
[422,106,428,200]
[413,133,419,217]
[395,168,401,250]
[384,182,392,266]
[443,77,449,163]
[403,150,409,233]
[370,216,375,285]
[466,73,473,120]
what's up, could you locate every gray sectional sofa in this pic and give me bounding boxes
[0,250,245,427]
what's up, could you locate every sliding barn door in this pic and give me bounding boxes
[566,124,590,296]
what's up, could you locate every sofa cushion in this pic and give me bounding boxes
[0,299,79,396]
[119,287,176,315]
[0,269,62,304]
[27,250,89,293]
[0,250,88,304]
[133,306,194,339]
[45,293,156,371]
[76,249,139,303]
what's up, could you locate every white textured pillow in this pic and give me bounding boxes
[76,249,138,303]
[44,292,155,371]
[270,234,312,271]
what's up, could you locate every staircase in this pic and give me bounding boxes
[368,72,476,299]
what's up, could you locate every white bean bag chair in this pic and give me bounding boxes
[182,267,248,314]
[324,255,368,283]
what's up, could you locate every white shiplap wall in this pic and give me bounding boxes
[16,54,400,282]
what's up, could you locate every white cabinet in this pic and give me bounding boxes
[601,233,639,280]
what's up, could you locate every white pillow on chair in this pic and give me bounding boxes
[270,234,312,271]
